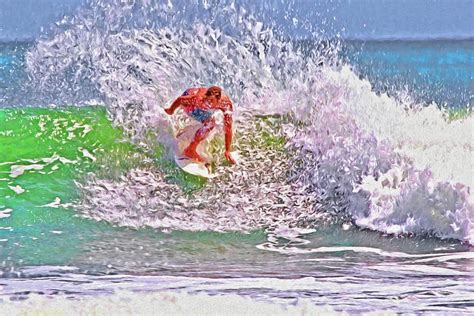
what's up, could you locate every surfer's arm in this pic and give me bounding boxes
[222,98,235,164]
[164,95,194,115]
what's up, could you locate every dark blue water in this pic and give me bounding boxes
[0,42,30,106]
[341,39,473,108]
[1,40,473,108]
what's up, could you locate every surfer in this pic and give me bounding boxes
[164,86,236,164]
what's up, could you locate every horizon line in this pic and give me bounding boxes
[1,35,473,44]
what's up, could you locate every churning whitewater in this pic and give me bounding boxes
[25,0,473,244]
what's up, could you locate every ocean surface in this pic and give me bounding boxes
[0,1,473,314]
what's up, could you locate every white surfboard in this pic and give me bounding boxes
[172,123,240,178]
[174,155,214,178]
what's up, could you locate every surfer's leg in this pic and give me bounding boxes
[183,117,215,162]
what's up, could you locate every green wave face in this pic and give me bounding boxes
[0,106,135,266]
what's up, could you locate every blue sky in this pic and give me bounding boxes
[0,0,472,41]
[332,0,474,39]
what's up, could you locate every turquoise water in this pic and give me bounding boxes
[0,101,472,314]
[0,107,130,267]
[0,106,211,270]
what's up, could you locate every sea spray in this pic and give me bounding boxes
[287,65,473,243]
[25,0,473,244]
[77,115,326,233]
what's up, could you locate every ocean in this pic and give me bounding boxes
[0,1,473,314]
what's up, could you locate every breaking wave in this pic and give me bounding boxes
[25,0,473,244]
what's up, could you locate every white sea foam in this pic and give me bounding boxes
[25,0,473,244]
[2,291,343,316]
[290,65,473,243]
[2,270,470,314]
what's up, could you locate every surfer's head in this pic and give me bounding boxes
[205,86,222,106]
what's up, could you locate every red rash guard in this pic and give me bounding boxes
[168,88,234,154]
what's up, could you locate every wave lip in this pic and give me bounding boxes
[287,65,473,244]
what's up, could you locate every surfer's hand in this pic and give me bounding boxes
[224,150,236,164]
[164,107,174,115]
